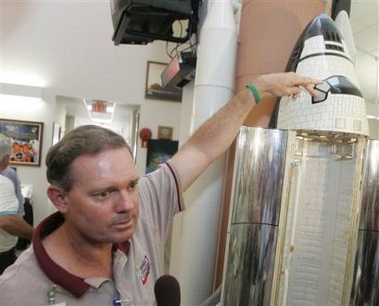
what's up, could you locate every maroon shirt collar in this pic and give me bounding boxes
[33,211,130,298]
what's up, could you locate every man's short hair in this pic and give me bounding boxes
[46,125,133,191]
[0,134,12,161]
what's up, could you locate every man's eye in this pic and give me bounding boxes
[94,191,111,199]
[127,179,139,191]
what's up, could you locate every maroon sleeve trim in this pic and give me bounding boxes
[165,161,184,212]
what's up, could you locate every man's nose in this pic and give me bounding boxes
[115,190,135,212]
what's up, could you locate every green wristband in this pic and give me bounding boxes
[246,83,261,104]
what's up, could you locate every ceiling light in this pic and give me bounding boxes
[0,82,42,99]
[82,99,117,124]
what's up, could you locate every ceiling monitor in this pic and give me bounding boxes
[111,0,199,45]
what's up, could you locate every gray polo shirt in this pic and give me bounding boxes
[0,162,184,306]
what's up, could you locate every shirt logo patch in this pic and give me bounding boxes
[135,255,150,285]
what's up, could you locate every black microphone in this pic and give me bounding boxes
[154,274,181,306]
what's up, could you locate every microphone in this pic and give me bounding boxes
[154,274,181,306]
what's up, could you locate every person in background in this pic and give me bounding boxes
[0,135,34,274]
[0,72,321,305]
[0,134,25,216]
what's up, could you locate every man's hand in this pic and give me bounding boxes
[0,215,34,240]
[171,71,323,191]
[253,72,322,99]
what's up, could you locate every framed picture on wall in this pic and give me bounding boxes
[0,118,44,166]
[158,126,173,140]
[145,61,182,102]
[146,139,179,174]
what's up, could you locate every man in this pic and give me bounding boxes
[0,136,34,274]
[0,134,32,250]
[0,72,320,305]
[0,134,24,215]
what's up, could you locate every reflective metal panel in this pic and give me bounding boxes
[350,231,379,306]
[351,140,379,305]
[223,224,278,305]
[231,126,290,225]
[358,140,379,231]
[222,126,292,305]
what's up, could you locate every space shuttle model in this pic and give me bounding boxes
[272,13,369,135]
[221,13,379,305]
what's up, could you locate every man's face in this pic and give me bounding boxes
[59,147,139,244]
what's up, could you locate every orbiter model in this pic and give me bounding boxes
[270,13,369,136]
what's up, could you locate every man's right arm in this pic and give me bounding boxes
[170,72,321,192]
[0,215,34,240]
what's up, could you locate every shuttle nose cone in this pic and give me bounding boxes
[271,13,369,136]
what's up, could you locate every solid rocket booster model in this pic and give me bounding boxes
[271,13,369,136]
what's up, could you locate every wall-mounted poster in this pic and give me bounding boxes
[0,118,44,166]
[158,126,173,140]
[145,61,182,102]
[146,139,179,174]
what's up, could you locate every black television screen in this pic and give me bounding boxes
[110,0,198,45]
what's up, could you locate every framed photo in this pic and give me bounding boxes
[158,126,173,140]
[145,61,182,102]
[0,118,44,166]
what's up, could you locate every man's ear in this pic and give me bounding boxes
[47,185,68,213]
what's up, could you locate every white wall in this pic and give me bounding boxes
[368,119,379,140]
[1,1,183,224]
[136,100,182,175]
[2,1,159,101]
[0,92,56,224]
